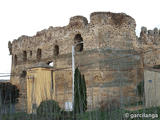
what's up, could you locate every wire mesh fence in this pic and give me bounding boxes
[0,48,160,120]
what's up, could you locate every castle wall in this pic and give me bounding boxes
[138,27,160,67]
[53,49,143,109]
[9,12,143,111]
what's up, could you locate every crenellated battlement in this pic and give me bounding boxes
[140,27,160,36]
[139,26,160,45]
[137,26,160,68]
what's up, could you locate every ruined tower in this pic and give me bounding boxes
[9,12,144,111]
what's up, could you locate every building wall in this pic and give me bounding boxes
[54,49,143,109]
[137,27,160,67]
[144,69,160,107]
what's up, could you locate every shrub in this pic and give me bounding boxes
[1,112,28,120]
[0,82,19,104]
[37,100,61,119]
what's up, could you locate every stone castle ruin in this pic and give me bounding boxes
[8,12,160,111]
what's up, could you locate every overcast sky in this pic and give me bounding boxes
[0,0,160,79]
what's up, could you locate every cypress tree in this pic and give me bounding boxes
[73,67,87,114]
[81,75,87,112]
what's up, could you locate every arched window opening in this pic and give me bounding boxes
[54,45,59,56]
[30,51,32,57]
[23,51,27,62]
[37,48,42,61]
[74,34,83,52]
[14,55,17,66]
[20,70,27,78]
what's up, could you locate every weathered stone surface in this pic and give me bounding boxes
[9,11,160,111]
[138,26,160,67]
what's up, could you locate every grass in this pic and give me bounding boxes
[124,106,160,120]
[0,106,160,120]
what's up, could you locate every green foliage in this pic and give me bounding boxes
[137,80,144,97]
[1,106,160,120]
[0,82,19,104]
[36,100,61,119]
[123,106,160,120]
[77,106,160,120]
[1,112,28,120]
[73,67,87,114]
[81,75,87,111]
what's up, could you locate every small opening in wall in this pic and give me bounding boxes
[74,34,83,52]
[153,65,160,69]
[14,55,17,66]
[30,51,32,57]
[54,45,59,56]
[37,48,42,61]
[23,51,27,62]
[20,70,27,78]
